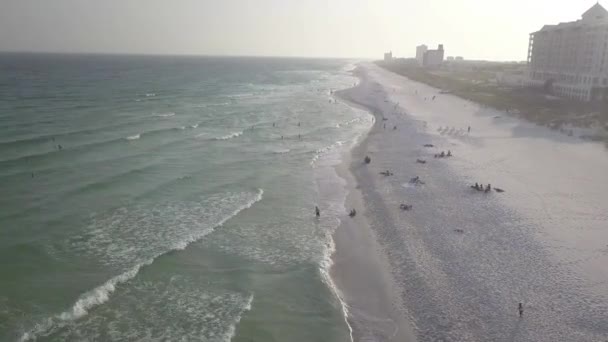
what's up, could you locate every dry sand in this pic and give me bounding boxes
[332,63,608,342]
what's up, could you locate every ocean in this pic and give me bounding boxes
[0,54,372,341]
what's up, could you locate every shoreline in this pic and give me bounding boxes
[331,62,608,341]
[330,67,417,342]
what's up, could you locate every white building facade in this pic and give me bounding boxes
[527,3,608,101]
[416,45,427,66]
[423,44,444,68]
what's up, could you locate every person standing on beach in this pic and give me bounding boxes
[315,206,320,217]
[468,126,471,133]
[518,303,524,317]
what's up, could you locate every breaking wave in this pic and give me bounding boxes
[310,141,345,166]
[153,112,175,118]
[19,189,264,341]
[214,131,243,141]
[272,148,290,154]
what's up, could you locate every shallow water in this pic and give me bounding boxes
[0,54,372,341]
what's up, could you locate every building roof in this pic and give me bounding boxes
[582,3,608,21]
[533,3,608,33]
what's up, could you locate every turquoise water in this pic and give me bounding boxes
[0,54,371,341]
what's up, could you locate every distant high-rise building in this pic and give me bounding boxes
[527,3,608,101]
[416,45,428,66]
[423,44,444,68]
[384,51,393,61]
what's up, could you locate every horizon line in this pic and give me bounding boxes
[0,49,525,63]
[0,49,374,61]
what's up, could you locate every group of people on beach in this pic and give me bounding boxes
[333,85,522,318]
[434,150,452,158]
[472,183,492,193]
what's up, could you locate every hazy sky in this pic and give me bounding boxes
[0,0,603,60]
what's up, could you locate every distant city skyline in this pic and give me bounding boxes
[0,0,603,61]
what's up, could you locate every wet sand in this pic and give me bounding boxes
[331,147,417,342]
[333,63,608,341]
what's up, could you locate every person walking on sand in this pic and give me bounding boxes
[518,303,524,317]
[315,206,320,217]
[468,126,471,133]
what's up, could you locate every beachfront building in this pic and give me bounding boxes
[527,3,608,101]
[384,51,393,61]
[416,45,427,66]
[423,44,445,68]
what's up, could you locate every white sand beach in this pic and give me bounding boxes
[334,63,608,341]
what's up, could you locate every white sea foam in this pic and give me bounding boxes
[50,285,254,341]
[145,93,156,97]
[126,134,140,140]
[336,117,362,129]
[191,123,199,129]
[319,233,354,342]
[313,160,357,342]
[309,113,373,342]
[153,112,175,118]
[196,102,230,108]
[19,261,150,342]
[171,189,264,251]
[214,131,243,141]
[20,189,264,341]
[310,141,345,166]
[223,293,254,342]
